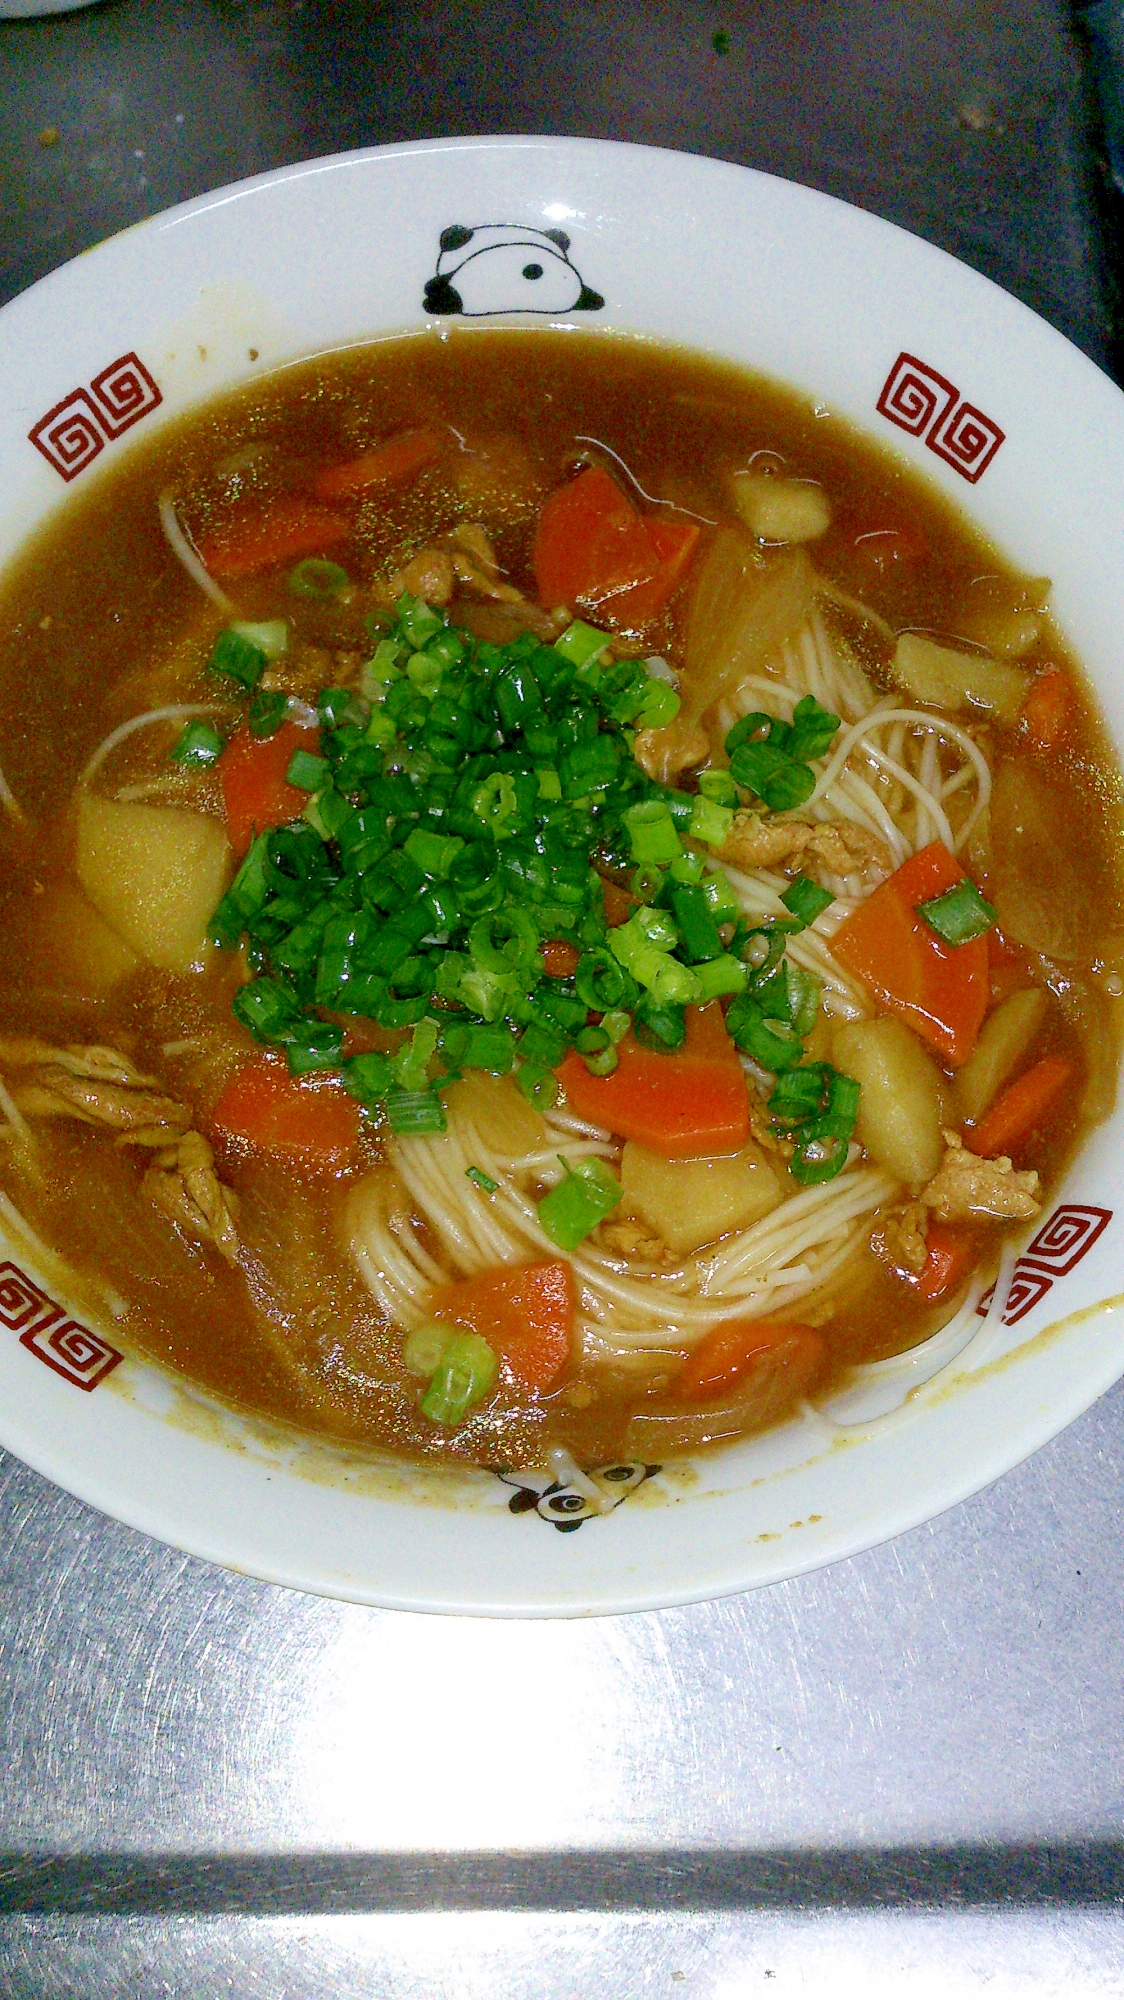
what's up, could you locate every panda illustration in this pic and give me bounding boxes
[424,223,604,318]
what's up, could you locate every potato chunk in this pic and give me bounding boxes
[731,473,832,544]
[76,795,233,975]
[953,988,1049,1126]
[891,633,1030,722]
[832,1016,945,1189]
[621,1139,783,1257]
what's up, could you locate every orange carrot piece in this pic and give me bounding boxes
[430,1258,575,1393]
[914,1223,977,1303]
[829,839,989,1067]
[676,1320,824,1403]
[211,1057,361,1173]
[540,938,581,979]
[220,721,317,858]
[968,1055,1073,1159]
[1020,670,1072,750]
[556,1002,749,1157]
[986,926,1029,1005]
[196,498,353,581]
[312,427,445,500]
[608,516,702,626]
[601,879,634,929]
[532,464,659,611]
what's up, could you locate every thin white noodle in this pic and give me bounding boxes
[78,704,227,792]
[0,761,28,828]
[0,1187,53,1263]
[158,490,234,613]
[0,1073,34,1147]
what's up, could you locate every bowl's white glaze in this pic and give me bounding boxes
[1,137,1122,1614]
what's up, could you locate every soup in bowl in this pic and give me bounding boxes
[0,138,1122,1612]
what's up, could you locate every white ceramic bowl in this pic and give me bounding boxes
[1,137,1123,1615]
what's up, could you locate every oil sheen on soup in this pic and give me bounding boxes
[0,329,1120,1469]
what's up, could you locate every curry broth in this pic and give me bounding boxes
[0,329,1120,1467]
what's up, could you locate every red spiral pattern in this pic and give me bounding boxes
[27,390,106,483]
[0,1261,55,1333]
[1001,1265,1054,1327]
[21,1318,123,1391]
[927,399,1006,484]
[1023,1204,1112,1275]
[89,352,163,437]
[876,352,958,438]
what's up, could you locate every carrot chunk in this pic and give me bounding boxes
[221,721,317,858]
[430,1258,575,1392]
[829,840,989,1067]
[556,1002,749,1157]
[533,464,658,610]
[1020,670,1072,750]
[914,1222,976,1303]
[968,1055,1073,1159]
[211,1056,361,1173]
[609,516,701,625]
[196,499,352,581]
[676,1319,824,1402]
[312,427,445,500]
[540,938,581,979]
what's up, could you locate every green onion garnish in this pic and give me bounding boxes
[466,1166,499,1194]
[386,1086,447,1134]
[917,877,998,945]
[288,558,350,599]
[232,618,288,661]
[781,875,834,928]
[538,1156,623,1252]
[286,748,330,792]
[248,689,287,739]
[207,626,267,692]
[170,720,225,767]
[419,1331,498,1426]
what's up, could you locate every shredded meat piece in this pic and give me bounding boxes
[144,1130,240,1263]
[0,1041,190,1137]
[717,810,893,884]
[632,717,709,786]
[597,1215,672,1263]
[871,1201,929,1275]
[921,1130,1041,1223]
[448,524,525,602]
[454,598,566,643]
[396,548,455,606]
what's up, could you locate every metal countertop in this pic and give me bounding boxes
[1,3,1123,1992]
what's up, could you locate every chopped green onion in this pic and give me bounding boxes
[554,619,610,668]
[516,1062,560,1111]
[207,626,267,692]
[632,994,686,1048]
[403,828,464,879]
[696,767,739,809]
[288,558,350,599]
[693,954,747,1001]
[917,877,998,945]
[786,695,841,764]
[286,749,330,791]
[248,689,288,739]
[688,794,734,848]
[600,1008,631,1044]
[781,874,834,928]
[403,1322,452,1376]
[538,1155,623,1251]
[725,993,805,1070]
[624,799,682,866]
[170,719,225,767]
[396,592,445,650]
[767,1063,829,1125]
[789,1135,850,1186]
[343,1052,394,1102]
[536,767,562,800]
[466,1166,499,1195]
[386,1085,447,1134]
[575,948,635,1012]
[419,1330,498,1426]
[232,618,288,660]
[636,679,680,729]
[630,864,663,904]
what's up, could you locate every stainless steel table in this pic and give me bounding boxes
[1,4,1123,1992]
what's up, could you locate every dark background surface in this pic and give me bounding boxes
[2,3,1124,1995]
